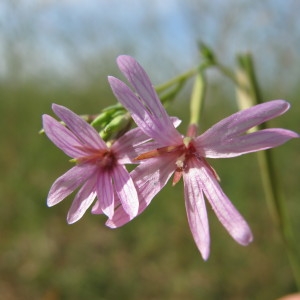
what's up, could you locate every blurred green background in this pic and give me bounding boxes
[1,1,300,299]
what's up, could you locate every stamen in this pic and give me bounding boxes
[172,153,186,185]
[135,144,183,161]
[172,168,183,186]
[75,149,117,170]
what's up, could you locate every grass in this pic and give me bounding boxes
[0,79,299,299]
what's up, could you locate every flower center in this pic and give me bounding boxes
[172,138,197,185]
[76,149,117,170]
[96,150,117,169]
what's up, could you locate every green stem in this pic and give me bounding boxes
[210,57,250,96]
[155,68,198,93]
[158,79,185,106]
[235,53,300,290]
[189,71,206,125]
[215,61,241,87]
[256,151,300,291]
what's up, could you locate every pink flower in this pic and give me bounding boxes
[42,104,149,223]
[107,55,299,260]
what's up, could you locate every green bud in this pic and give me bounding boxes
[91,111,114,128]
[91,104,126,130]
[100,113,132,141]
[198,42,216,66]
[101,103,123,112]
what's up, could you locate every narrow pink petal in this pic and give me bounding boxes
[91,199,104,214]
[116,117,182,163]
[112,127,151,163]
[108,77,159,136]
[132,140,166,159]
[52,104,107,149]
[190,157,253,246]
[195,100,294,156]
[109,76,181,146]
[47,164,96,206]
[111,164,139,219]
[67,175,97,224]
[43,115,87,158]
[183,170,210,260]
[92,190,121,215]
[118,55,183,145]
[200,128,299,158]
[113,119,182,165]
[109,57,182,146]
[116,55,173,124]
[95,171,115,219]
[104,205,128,228]
[133,153,177,202]
[106,153,177,228]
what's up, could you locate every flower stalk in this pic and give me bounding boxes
[189,70,206,125]
[155,67,198,94]
[235,53,300,290]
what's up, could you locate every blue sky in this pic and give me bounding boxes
[1,0,300,89]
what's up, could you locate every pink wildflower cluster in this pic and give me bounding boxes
[43,55,299,259]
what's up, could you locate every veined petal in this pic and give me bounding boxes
[92,190,121,215]
[109,56,182,146]
[109,77,160,138]
[52,104,107,150]
[112,127,151,163]
[67,175,97,224]
[183,170,210,260]
[116,55,173,125]
[94,171,115,218]
[43,114,86,158]
[199,128,299,158]
[106,153,177,228]
[91,199,104,215]
[109,76,181,146]
[113,117,182,164]
[195,100,293,156]
[111,164,139,219]
[189,157,253,246]
[47,164,96,207]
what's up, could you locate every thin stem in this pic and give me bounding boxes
[235,53,300,290]
[158,79,185,106]
[189,71,206,125]
[215,61,241,87]
[155,68,198,93]
[209,58,250,95]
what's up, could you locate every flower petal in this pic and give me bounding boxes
[199,128,299,158]
[95,171,115,219]
[195,100,296,157]
[189,157,253,246]
[67,175,97,224]
[92,190,121,215]
[47,164,96,207]
[108,56,182,146]
[111,164,139,219]
[106,153,177,228]
[91,199,104,215]
[113,117,182,164]
[109,76,179,146]
[112,127,151,163]
[183,170,210,260]
[43,114,86,158]
[52,104,107,149]
[116,55,174,124]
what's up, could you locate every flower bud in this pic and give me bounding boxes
[100,113,132,141]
